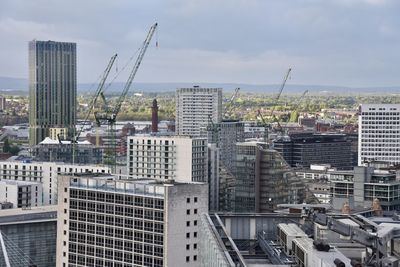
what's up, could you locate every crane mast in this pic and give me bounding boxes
[258,68,292,142]
[95,23,158,171]
[223,87,240,119]
[269,67,291,118]
[61,54,117,165]
[113,22,157,122]
[77,53,118,141]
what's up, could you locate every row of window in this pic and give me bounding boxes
[69,190,164,209]
[68,231,163,246]
[68,216,163,232]
[67,253,162,267]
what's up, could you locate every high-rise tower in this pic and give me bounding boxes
[175,86,222,137]
[29,40,77,145]
[358,104,400,165]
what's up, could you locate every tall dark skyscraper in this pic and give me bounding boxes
[29,40,77,145]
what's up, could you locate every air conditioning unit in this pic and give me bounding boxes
[382,256,399,267]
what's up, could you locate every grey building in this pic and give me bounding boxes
[32,137,103,165]
[29,40,77,145]
[205,120,244,212]
[273,132,353,169]
[358,104,400,165]
[221,142,305,212]
[0,206,57,267]
[331,166,400,212]
[206,120,245,171]
[57,173,208,267]
[175,86,222,137]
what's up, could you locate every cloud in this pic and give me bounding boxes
[0,0,399,87]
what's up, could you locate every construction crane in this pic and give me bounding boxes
[285,89,309,127]
[257,68,292,142]
[269,68,291,119]
[57,54,117,164]
[257,109,268,142]
[74,53,117,164]
[95,22,158,171]
[223,87,240,119]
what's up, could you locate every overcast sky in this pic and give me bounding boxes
[0,0,399,87]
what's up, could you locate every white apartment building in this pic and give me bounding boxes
[0,160,110,205]
[127,136,208,182]
[175,86,222,137]
[0,180,43,208]
[56,173,208,267]
[359,104,400,165]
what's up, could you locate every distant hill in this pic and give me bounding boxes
[1,76,400,95]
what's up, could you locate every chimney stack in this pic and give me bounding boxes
[151,99,159,133]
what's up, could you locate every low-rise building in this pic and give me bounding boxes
[127,135,208,182]
[0,160,110,205]
[32,137,103,165]
[273,132,353,169]
[0,180,43,208]
[0,205,57,266]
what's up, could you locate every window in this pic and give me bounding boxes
[194,197,198,203]
[186,233,190,238]
[187,198,190,203]
[194,243,197,250]
[186,244,190,250]
[186,221,190,227]
[186,209,190,215]
[194,255,197,261]
[194,209,198,214]
[186,256,190,262]
[194,220,198,226]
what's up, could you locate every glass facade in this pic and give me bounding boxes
[29,40,77,145]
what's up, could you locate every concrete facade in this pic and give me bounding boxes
[0,160,110,205]
[175,86,222,137]
[56,174,208,267]
[359,104,400,165]
[0,180,43,208]
[127,135,208,182]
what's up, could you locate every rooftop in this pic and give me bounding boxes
[0,205,57,225]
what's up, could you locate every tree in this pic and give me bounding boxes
[3,138,10,153]
[9,146,20,155]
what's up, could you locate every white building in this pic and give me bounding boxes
[127,136,208,182]
[175,86,222,137]
[0,160,110,205]
[359,104,400,165]
[0,180,43,208]
[56,173,208,267]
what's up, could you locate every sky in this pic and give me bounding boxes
[0,0,399,87]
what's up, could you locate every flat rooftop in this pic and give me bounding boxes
[0,205,57,225]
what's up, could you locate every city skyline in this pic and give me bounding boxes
[0,0,399,87]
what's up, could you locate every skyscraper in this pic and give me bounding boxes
[29,40,77,145]
[358,104,400,165]
[175,86,222,137]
